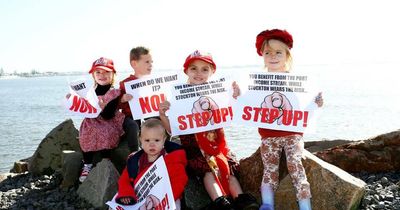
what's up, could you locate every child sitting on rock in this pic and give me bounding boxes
[159,50,259,210]
[116,118,188,209]
[66,57,126,182]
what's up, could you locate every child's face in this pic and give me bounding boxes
[131,54,153,77]
[262,39,288,72]
[93,69,114,85]
[140,126,166,161]
[186,60,214,85]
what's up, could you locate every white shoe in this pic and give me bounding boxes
[79,164,92,182]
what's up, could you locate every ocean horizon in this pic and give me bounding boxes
[1,63,399,173]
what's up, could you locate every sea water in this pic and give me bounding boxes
[0,63,399,173]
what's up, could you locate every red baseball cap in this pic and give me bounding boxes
[88,57,116,73]
[183,50,217,73]
[255,29,293,56]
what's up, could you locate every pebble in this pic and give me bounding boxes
[353,171,400,210]
[0,172,94,209]
[0,170,399,209]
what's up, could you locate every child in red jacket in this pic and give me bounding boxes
[159,50,259,210]
[116,118,188,209]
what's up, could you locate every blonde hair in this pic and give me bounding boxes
[140,118,167,138]
[91,72,116,87]
[262,39,293,71]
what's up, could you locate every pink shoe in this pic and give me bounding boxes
[79,164,92,182]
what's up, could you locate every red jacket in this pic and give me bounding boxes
[119,75,138,118]
[116,142,188,203]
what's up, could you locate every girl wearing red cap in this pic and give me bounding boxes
[159,50,259,210]
[67,57,126,182]
[234,29,324,210]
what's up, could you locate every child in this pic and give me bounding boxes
[75,57,126,182]
[234,29,324,210]
[116,118,188,209]
[119,46,154,151]
[159,50,259,210]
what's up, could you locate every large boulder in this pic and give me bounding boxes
[28,119,80,175]
[239,149,366,210]
[77,159,120,209]
[305,139,352,153]
[315,130,400,172]
[183,176,212,209]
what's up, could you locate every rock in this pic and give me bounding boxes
[183,176,212,209]
[60,150,82,188]
[239,149,366,210]
[10,157,31,173]
[304,139,352,153]
[314,130,400,172]
[28,119,80,175]
[77,159,120,209]
[110,138,131,173]
[0,173,18,183]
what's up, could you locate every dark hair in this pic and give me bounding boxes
[130,46,150,61]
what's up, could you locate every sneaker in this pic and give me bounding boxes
[79,164,92,182]
[234,193,259,210]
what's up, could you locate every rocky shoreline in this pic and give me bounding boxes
[0,120,399,210]
[0,170,399,209]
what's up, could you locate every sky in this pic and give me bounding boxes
[1,0,399,73]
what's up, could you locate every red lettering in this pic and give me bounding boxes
[228,106,233,120]
[69,96,97,114]
[154,194,169,210]
[69,95,81,111]
[186,114,195,128]
[139,94,166,114]
[282,110,293,125]
[293,110,303,126]
[79,100,88,112]
[139,97,151,114]
[194,113,203,127]
[242,106,252,120]
[303,111,309,127]
[221,108,229,122]
[212,109,221,124]
[201,111,211,125]
[253,107,263,122]
[268,108,280,123]
[177,116,187,130]
[260,108,269,123]
[115,205,124,210]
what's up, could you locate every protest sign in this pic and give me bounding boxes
[233,72,319,132]
[124,73,179,120]
[107,156,176,210]
[168,77,233,136]
[64,79,101,118]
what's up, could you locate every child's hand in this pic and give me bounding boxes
[65,93,71,99]
[232,81,241,99]
[159,101,170,117]
[315,92,324,107]
[99,99,107,109]
[121,94,133,103]
[117,197,137,205]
